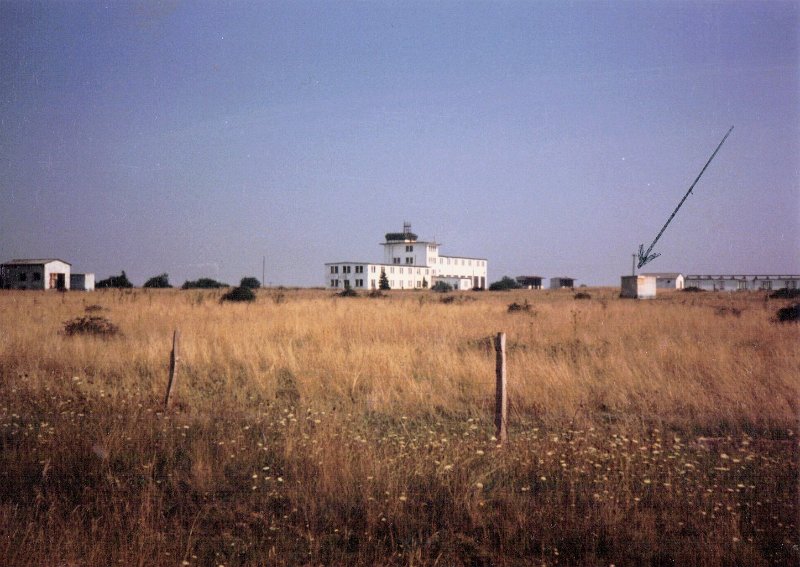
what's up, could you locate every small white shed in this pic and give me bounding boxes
[549,277,575,289]
[620,275,657,299]
[70,273,95,291]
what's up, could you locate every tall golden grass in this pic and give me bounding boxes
[0,288,797,565]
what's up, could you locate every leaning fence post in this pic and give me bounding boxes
[164,329,180,410]
[494,332,508,444]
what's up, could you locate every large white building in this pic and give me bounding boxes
[325,223,488,291]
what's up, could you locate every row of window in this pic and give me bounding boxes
[330,279,426,289]
[16,272,42,282]
[330,265,430,275]
[330,265,366,274]
[438,257,484,267]
[686,280,797,291]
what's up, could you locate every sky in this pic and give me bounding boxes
[1,1,798,287]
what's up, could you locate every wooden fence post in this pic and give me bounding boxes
[494,332,508,444]
[164,329,180,410]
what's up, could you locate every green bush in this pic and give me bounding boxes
[240,277,261,289]
[221,286,256,302]
[96,271,133,289]
[431,281,453,293]
[143,273,172,288]
[489,276,522,291]
[182,278,228,289]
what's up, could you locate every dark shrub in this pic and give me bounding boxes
[682,286,705,293]
[221,286,256,302]
[240,277,261,289]
[182,278,228,289]
[368,290,386,299]
[776,303,800,323]
[489,276,522,291]
[96,271,133,289]
[143,273,172,288]
[574,292,592,300]
[508,300,532,313]
[63,316,120,337]
[337,288,359,297]
[431,281,453,293]
[770,288,800,299]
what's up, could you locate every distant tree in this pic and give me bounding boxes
[97,271,133,289]
[181,278,228,289]
[143,273,172,288]
[422,277,428,289]
[431,281,453,293]
[240,277,261,289]
[379,269,391,291]
[489,276,522,291]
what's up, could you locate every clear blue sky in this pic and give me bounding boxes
[2,1,797,286]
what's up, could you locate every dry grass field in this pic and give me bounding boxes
[0,287,797,566]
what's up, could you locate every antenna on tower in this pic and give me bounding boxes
[403,221,412,238]
[636,126,733,269]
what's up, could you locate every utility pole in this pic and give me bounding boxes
[632,253,637,276]
[262,256,265,288]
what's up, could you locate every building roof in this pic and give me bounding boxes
[2,258,72,266]
[516,275,544,280]
[685,274,799,280]
[551,276,575,280]
[641,272,683,278]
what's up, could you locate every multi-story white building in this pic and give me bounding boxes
[325,223,488,291]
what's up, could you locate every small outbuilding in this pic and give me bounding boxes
[0,259,71,290]
[516,276,543,289]
[620,275,657,299]
[549,277,575,289]
[641,272,684,290]
[70,273,96,291]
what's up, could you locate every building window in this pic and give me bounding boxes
[330,279,335,287]
[405,245,413,252]
[738,281,748,290]
[405,257,413,264]
[760,280,772,290]
[390,267,395,274]
[32,272,41,281]
[355,265,364,273]
[393,257,400,264]
[371,266,376,273]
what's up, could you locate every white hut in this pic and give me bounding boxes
[70,273,95,291]
[620,275,657,299]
